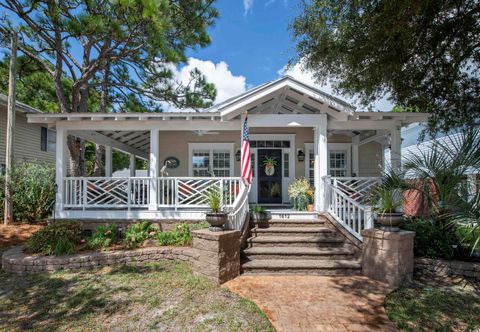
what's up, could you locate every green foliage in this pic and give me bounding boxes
[124,221,156,249]
[291,0,480,132]
[156,223,192,246]
[261,156,278,167]
[402,218,456,260]
[371,187,403,214]
[0,162,55,223]
[250,205,264,214]
[206,188,222,213]
[25,220,82,256]
[288,177,312,211]
[449,190,480,253]
[86,224,119,249]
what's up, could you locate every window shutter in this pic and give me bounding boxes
[41,127,48,151]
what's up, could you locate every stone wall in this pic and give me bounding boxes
[415,258,480,279]
[2,246,195,275]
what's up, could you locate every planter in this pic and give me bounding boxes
[376,212,404,232]
[205,213,228,232]
[307,204,314,212]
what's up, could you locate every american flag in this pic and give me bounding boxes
[241,114,252,185]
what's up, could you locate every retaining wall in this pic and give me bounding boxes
[414,257,480,279]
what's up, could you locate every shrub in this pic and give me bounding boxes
[124,221,156,249]
[0,162,55,223]
[87,224,119,249]
[25,220,82,256]
[157,223,194,246]
[402,218,456,259]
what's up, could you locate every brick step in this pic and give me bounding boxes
[251,227,333,237]
[246,235,345,248]
[242,246,356,260]
[254,219,326,228]
[241,259,362,275]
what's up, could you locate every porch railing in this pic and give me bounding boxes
[327,176,381,241]
[63,177,241,210]
[225,183,250,230]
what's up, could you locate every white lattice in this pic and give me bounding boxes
[332,177,381,204]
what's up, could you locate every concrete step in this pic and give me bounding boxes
[246,235,345,248]
[241,259,362,275]
[243,246,356,260]
[255,219,326,228]
[251,226,333,237]
[265,211,323,221]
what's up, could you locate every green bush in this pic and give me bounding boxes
[124,221,156,249]
[402,218,456,259]
[157,223,193,246]
[0,162,55,223]
[25,220,82,256]
[87,224,119,249]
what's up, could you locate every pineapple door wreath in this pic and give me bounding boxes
[262,156,278,176]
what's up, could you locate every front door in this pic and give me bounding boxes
[257,149,282,204]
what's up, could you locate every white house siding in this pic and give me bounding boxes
[0,107,55,166]
[358,142,383,177]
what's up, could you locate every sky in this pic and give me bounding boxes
[173,0,394,112]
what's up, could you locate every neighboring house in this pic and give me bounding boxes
[0,94,56,171]
[27,76,428,241]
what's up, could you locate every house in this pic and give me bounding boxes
[26,76,429,241]
[0,94,56,172]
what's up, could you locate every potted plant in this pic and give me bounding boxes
[288,177,312,211]
[205,188,227,231]
[262,156,278,176]
[250,205,266,223]
[306,189,315,212]
[372,187,404,231]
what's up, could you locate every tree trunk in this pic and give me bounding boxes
[67,135,85,176]
[93,144,103,176]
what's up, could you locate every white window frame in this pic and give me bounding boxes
[305,142,352,180]
[188,143,235,177]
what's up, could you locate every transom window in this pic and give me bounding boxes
[250,140,290,148]
[189,143,234,177]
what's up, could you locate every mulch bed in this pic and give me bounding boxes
[0,223,45,248]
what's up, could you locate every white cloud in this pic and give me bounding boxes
[278,61,394,112]
[162,57,247,111]
[243,0,253,15]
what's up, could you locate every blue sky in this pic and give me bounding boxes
[187,0,300,86]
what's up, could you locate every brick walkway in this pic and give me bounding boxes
[224,275,398,332]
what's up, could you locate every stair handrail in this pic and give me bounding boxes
[327,178,374,241]
[225,183,251,231]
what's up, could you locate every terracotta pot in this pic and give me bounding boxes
[376,212,404,232]
[307,204,314,212]
[205,213,228,231]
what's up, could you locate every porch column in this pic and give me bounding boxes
[129,154,136,177]
[390,125,402,172]
[105,146,112,177]
[352,134,360,177]
[55,126,68,211]
[314,114,328,211]
[149,129,159,210]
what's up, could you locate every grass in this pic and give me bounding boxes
[0,260,274,331]
[385,280,480,331]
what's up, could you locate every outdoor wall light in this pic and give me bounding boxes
[297,149,305,162]
[235,149,241,161]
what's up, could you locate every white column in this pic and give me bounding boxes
[105,146,112,177]
[390,125,402,172]
[149,129,159,210]
[352,134,360,177]
[314,114,328,211]
[129,154,136,177]
[55,126,68,211]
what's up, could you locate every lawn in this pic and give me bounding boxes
[0,260,274,331]
[385,279,480,331]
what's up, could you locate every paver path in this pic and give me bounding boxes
[224,275,398,332]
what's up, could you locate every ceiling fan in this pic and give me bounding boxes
[193,130,219,136]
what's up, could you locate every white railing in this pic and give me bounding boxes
[63,177,241,210]
[157,177,241,209]
[327,177,380,241]
[225,183,250,230]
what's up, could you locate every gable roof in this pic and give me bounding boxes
[208,76,356,121]
[0,94,43,114]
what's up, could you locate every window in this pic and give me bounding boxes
[189,143,234,177]
[308,150,315,186]
[41,127,56,152]
[283,152,289,177]
[329,150,347,177]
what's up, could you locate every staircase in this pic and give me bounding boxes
[242,213,362,275]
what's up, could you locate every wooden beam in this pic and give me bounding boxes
[70,130,149,159]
